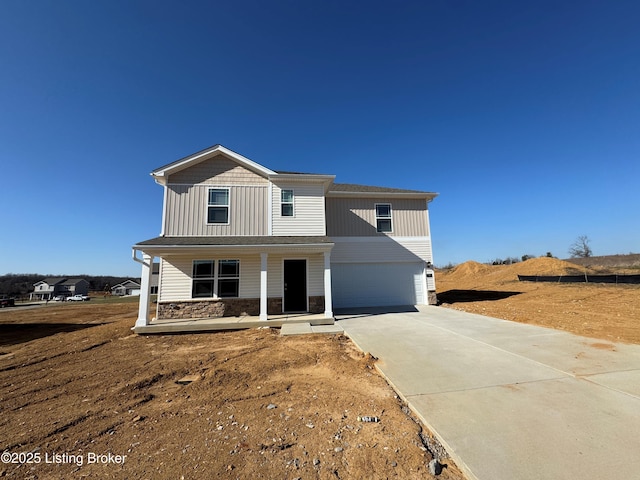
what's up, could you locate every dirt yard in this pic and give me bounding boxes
[436,257,640,344]
[0,300,462,480]
[2,256,638,479]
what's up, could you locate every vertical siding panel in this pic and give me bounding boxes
[165,185,267,236]
[326,198,429,237]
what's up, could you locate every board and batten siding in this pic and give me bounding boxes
[164,184,268,236]
[167,156,269,185]
[271,183,326,236]
[330,236,433,264]
[325,197,429,237]
[158,253,326,303]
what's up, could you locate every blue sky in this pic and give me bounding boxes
[1,0,638,276]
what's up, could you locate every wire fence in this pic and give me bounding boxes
[518,274,640,284]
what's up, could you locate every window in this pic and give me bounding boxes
[281,189,294,217]
[192,260,215,297]
[375,203,392,233]
[192,260,240,298]
[208,188,229,224]
[217,260,240,297]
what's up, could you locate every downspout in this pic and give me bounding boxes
[132,248,150,267]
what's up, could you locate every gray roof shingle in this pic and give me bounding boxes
[329,183,433,194]
[135,236,333,247]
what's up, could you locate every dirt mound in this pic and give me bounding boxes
[446,261,494,280]
[509,257,589,276]
[439,258,593,286]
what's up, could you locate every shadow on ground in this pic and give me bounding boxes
[335,305,419,320]
[0,323,105,347]
[438,290,522,304]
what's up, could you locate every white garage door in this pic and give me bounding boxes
[332,262,424,308]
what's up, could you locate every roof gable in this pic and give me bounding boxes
[151,145,276,185]
[112,280,141,289]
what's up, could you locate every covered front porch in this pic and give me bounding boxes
[132,236,335,333]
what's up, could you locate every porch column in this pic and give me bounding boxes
[260,252,268,320]
[135,253,153,328]
[323,251,333,318]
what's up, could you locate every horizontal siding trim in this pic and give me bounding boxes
[330,236,432,263]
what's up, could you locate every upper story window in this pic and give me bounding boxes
[208,188,229,224]
[281,189,294,217]
[375,203,392,233]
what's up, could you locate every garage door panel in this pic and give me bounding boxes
[332,263,423,308]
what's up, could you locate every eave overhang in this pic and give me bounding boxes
[133,236,334,257]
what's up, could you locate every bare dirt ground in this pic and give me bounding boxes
[3,256,637,479]
[437,257,640,344]
[0,300,463,480]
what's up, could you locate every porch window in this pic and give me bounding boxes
[208,188,229,224]
[192,260,215,297]
[217,260,239,297]
[192,259,240,298]
[281,189,294,217]
[375,203,392,233]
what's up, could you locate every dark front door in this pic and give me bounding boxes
[283,259,307,312]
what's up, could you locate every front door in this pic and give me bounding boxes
[283,259,307,312]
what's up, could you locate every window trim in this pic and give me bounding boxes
[191,259,240,299]
[281,189,294,217]
[375,203,393,233]
[207,188,230,225]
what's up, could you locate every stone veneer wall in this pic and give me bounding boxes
[428,291,438,305]
[308,296,325,314]
[157,296,326,319]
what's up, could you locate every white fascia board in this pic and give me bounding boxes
[151,145,276,185]
[133,243,334,257]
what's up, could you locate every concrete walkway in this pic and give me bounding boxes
[337,305,640,480]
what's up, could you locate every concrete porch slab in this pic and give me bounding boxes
[134,313,334,334]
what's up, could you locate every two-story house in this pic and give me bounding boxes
[132,145,437,331]
[30,278,90,300]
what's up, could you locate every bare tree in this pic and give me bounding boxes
[569,235,592,258]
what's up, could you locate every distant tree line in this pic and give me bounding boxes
[490,252,556,266]
[0,274,139,297]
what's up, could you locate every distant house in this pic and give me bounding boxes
[111,264,159,296]
[30,278,89,300]
[132,145,437,330]
[111,280,141,296]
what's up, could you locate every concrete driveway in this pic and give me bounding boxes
[337,305,640,480]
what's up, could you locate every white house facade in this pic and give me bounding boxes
[132,145,437,331]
